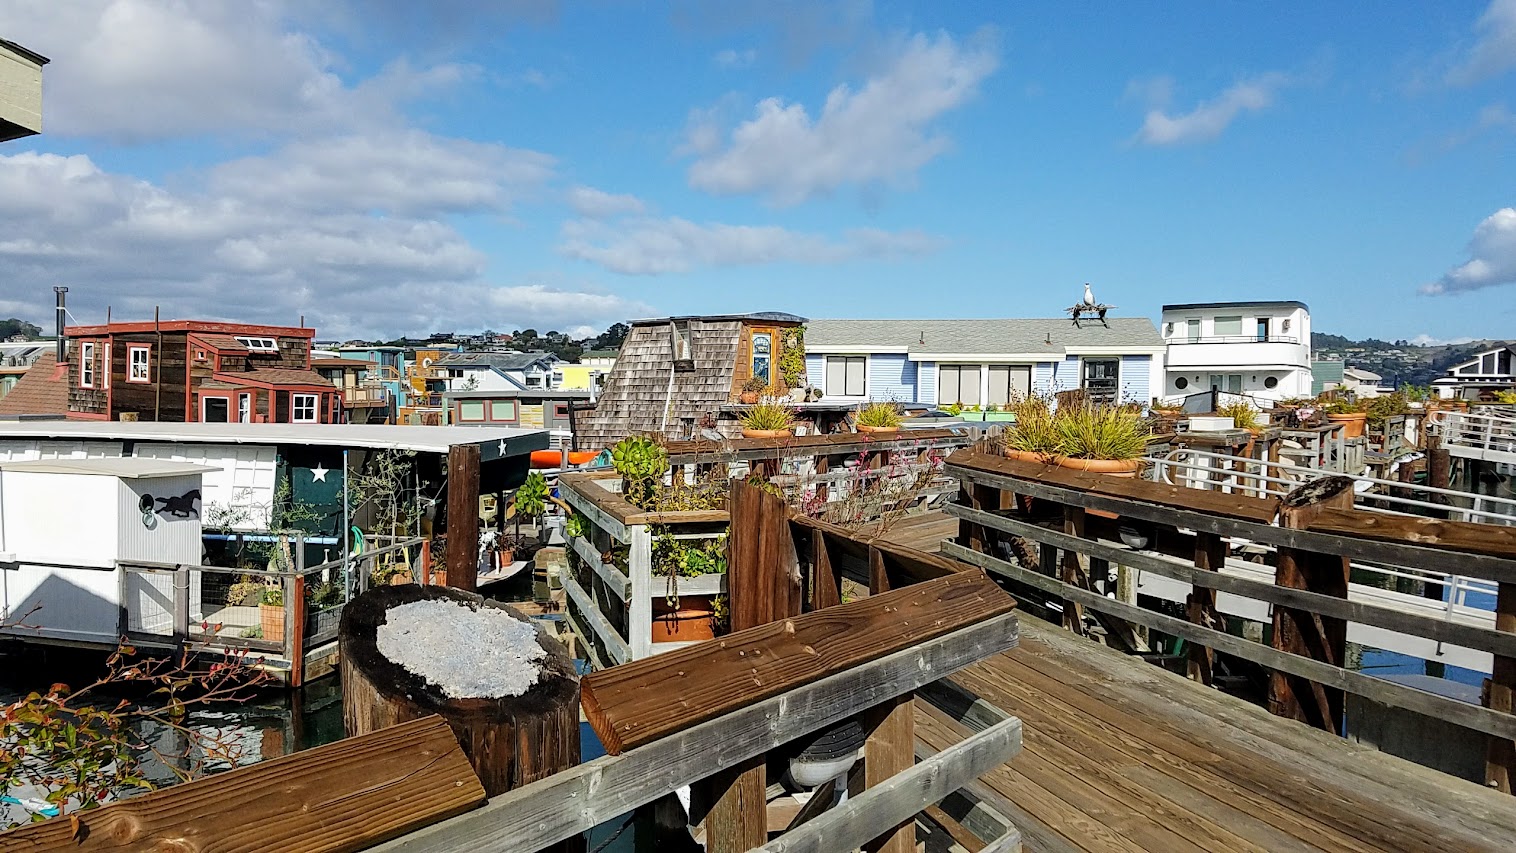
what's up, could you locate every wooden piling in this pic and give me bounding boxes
[445,443,481,591]
[1269,475,1355,731]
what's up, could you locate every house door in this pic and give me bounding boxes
[201,397,230,422]
[237,393,252,423]
[1256,318,1270,342]
[1083,359,1120,403]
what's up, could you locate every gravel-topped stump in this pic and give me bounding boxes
[340,584,579,798]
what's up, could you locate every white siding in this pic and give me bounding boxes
[134,444,277,531]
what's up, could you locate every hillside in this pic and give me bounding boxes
[1310,332,1513,386]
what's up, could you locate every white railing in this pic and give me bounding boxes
[1432,409,1516,460]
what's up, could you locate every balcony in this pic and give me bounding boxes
[1165,335,1309,370]
[1169,335,1300,345]
[342,386,390,407]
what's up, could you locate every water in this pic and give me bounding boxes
[1354,580,1495,690]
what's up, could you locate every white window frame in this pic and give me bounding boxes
[824,355,867,397]
[938,363,982,407]
[102,343,111,390]
[79,342,95,389]
[237,392,252,423]
[292,393,319,423]
[200,395,231,423]
[128,345,151,383]
[235,336,279,353]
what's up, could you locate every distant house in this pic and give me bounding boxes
[1338,366,1390,397]
[1,320,344,423]
[1160,301,1313,402]
[579,312,810,448]
[435,351,563,393]
[1432,344,1516,400]
[0,342,48,401]
[804,317,1165,407]
[441,388,589,437]
[312,358,390,423]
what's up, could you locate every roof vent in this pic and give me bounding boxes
[918,330,925,345]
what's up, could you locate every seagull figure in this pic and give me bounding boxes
[1083,283,1097,307]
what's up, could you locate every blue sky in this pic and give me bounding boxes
[1,1,1514,343]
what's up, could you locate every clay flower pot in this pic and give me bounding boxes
[856,424,900,436]
[742,428,793,439]
[1053,457,1143,478]
[1326,412,1367,439]
[651,595,716,643]
[739,391,760,404]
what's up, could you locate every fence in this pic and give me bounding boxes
[1435,409,1516,462]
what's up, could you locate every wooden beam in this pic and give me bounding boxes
[811,529,842,610]
[445,443,480,591]
[1186,531,1225,685]
[0,716,485,852]
[728,480,803,628]
[368,615,1019,853]
[861,692,916,853]
[1060,506,1088,635]
[753,716,1023,853]
[561,562,630,665]
[1305,507,1516,560]
[581,570,1016,754]
[627,524,653,660]
[1488,580,1516,794]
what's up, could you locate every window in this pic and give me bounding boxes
[553,403,570,419]
[671,320,691,360]
[202,397,230,422]
[551,371,563,388]
[938,364,981,406]
[238,393,252,423]
[292,393,319,422]
[128,345,151,383]
[102,344,111,389]
[235,336,279,352]
[1264,376,1279,390]
[459,400,486,421]
[490,400,517,421]
[1256,318,1270,342]
[1175,377,1189,390]
[1213,316,1243,337]
[751,330,773,385]
[987,365,1031,406]
[825,356,866,396]
[1083,359,1120,403]
[79,342,95,388]
[1208,374,1243,393]
[525,373,543,388]
[194,348,208,362]
[1186,318,1200,343]
[449,368,464,378]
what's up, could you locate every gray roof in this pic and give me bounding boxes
[629,312,806,327]
[435,350,558,371]
[805,318,1163,355]
[1161,300,1308,312]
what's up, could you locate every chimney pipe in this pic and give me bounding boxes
[54,286,68,363]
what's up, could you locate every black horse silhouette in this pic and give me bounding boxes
[153,489,202,519]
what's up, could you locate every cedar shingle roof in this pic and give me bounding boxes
[216,368,335,387]
[0,352,69,417]
[189,333,249,352]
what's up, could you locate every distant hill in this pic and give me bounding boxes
[1309,332,1514,387]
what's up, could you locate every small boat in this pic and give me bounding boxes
[530,449,599,468]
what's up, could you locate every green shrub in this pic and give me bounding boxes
[611,435,668,509]
[739,400,796,432]
[1053,404,1150,461]
[1216,400,1260,430]
[856,401,903,429]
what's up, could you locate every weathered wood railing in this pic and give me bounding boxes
[943,447,1516,793]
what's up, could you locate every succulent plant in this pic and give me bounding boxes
[610,435,668,509]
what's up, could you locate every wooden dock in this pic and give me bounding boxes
[926,615,1516,853]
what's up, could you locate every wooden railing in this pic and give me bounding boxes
[943,447,1516,793]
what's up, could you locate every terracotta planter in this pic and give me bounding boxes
[742,428,793,439]
[856,424,900,436]
[1326,412,1367,438]
[1004,449,1058,465]
[739,391,760,405]
[651,594,716,643]
[259,603,284,644]
[1054,457,1143,477]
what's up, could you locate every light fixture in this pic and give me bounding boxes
[1118,523,1151,550]
[787,718,866,788]
[1282,319,1292,332]
[1165,322,1174,336]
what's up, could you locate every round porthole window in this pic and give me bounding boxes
[1175,377,1189,390]
[1264,376,1279,389]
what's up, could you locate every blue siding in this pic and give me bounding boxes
[1120,355,1152,405]
[1053,356,1082,393]
[805,354,824,388]
[1032,362,1055,394]
[868,353,916,402]
[918,361,936,405]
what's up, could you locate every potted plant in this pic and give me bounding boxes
[651,533,726,642]
[855,401,903,435]
[1003,394,1060,463]
[512,470,550,544]
[1493,389,1516,405]
[1366,393,1409,424]
[1050,403,1150,476]
[259,585,285,644]
[610,435,667,509]
[1321,398,1368,438]
[1216,400,1262,434]
[738,376,766,405]
[739,400,796,439]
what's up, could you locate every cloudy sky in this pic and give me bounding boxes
[1,1,1514,342]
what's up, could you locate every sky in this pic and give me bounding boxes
[0,1,1514,343]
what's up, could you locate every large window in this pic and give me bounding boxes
[938,364,981,406]
[201,396,230,423]
[671,320,691,361]
[1083,359,1120,403]
[489,400,517,421]
[1256,318,1270,342]
[292,393,319,423]
[79,342,95,388]
[238,393,252,423]
[459,400,486,421]
[825,356,866,396]
[987,365,1031,407]
[128,345,151,383]
[1208,374,1242,393]
[1213,316,1243,336]
[1186,318,1200,342]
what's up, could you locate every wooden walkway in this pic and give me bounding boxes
[920,616,1516,853]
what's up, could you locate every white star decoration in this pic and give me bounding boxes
[310,464,329,482]
[498,440,509,457]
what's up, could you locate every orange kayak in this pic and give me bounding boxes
[531,449,598,468]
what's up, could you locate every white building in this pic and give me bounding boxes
[434,351,564,393]
[1160,301,1313,402]
[1431,345,1516,401]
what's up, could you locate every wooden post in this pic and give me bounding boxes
[340,585,579,799]
[1186,532,1225,684]
[811,529,842,610]
[861,692,915,853]
[1269,476,1355,731]
[1061,506,1088,636]
[699,479,803,851]
[445,443,481,592]
[813,453,830,505]
[172,564,190,646]
[1487,581,1516,794]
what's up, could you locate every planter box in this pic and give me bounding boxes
[1187,416,1235,432]
[982,412,1016,423]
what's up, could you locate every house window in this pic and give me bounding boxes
[1213,316,1243,337]
[449,368,464,378]
[751,330,773,385]
[1186,318,1200,343]
[1208,374,1243,394]
[671,320,691,361]
[1264,376,1280,390]
[490,400,517,421]
[292,393,319,422]
[525,373,543,388]
[987,365,1031,406]
[194,348,209,363]
[553,402,570,419]
[551,371,563,388]
[1175,377,1189,390]
[938,364,981,406]
[235,336,279,353]
[201,396,230,423]
[1256,318,1270,342]
[102,344,111,389]
[825,356,866,396]
[459,400,486,421]
[128,345,151,383]
[80,342,95,388]
[1083,359,1120,403]
[238,393,252,423]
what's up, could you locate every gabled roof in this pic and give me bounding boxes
[212,368,334,387]
[806,317,1163,356]
[1342,366,1382,382]
[435,350,559,371]
[188,333,249,352]
[0,352,69,418]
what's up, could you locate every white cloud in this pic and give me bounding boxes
[684,30,998,205]
[1447,0,1516,86]
[714,48,757,69]
[0,0,470,141]
[1132,72,1290,146]
[1422,208,1516,295]
[1409,334,1478,346]
[557,216,943,275]
[566,186,647,219]
[0,148,643,338]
